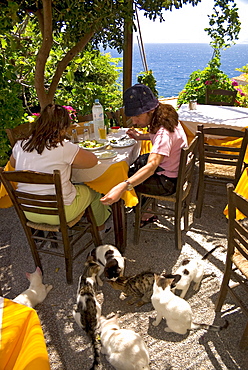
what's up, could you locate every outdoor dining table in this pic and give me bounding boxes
[71,128,141,252]
[0,296,50,370]
[178,104,248,140]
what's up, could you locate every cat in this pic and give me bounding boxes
[151,272,228,335]
[108,271,155,306]
[172,245,223,298]
[13,266,52,308]
[87,244,125,286]
[99,314,150,370]
[73,261,102,370]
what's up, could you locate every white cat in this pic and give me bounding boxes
[172,245,222,298]
[151,273,228,335]
[99,314,150,370]
[13,266,53,308]
[87,244,125,286]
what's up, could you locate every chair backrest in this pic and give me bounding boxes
[227,182,248,275]
[205,88,237,106]
[197,125,248,185]
[0,169,67,231]
[5,122,35,148]
[176,134,199,202]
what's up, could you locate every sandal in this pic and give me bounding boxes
[140,215,158,228]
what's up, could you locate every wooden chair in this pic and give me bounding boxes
[205,88,237,106]
[0,168,101,284]
[5,121,35,147]
[133,135,199,250]
[196,125,248,218]
[215,183,248,349]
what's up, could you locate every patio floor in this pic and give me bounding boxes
[0,179,247,369]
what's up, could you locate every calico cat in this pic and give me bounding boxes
[73,262,102,370]
[87,244,125,286]
[172,245,223,298]
[108,271,155,306]
[99,314,150,370]
[13,266,52,308]
[151,273,228,335]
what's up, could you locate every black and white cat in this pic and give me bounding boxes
[73,261,102,370]
[172,245,223,298]
[13,266,52,308]
[99,314,150,370]
[151,272,228,335]
[87,244,125,286]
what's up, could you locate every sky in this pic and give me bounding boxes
[135,0,248,44]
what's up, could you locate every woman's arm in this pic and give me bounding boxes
[72,148,98,169]
[100,153,164,205]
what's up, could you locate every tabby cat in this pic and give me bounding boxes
[73,261,101,369]
[108,271,155,306]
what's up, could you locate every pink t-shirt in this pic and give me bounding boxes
[149,122,188,178]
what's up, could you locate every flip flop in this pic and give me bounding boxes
[140,215,158,228]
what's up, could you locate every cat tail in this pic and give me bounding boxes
[89,334,101,370]
[190,319,229,332]
[201,245,224,260]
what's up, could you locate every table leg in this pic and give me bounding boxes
[111,199,127,254]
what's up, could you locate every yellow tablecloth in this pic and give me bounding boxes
[0,297,50,370]
[223,167,248,220]
[85,161,138,207]
[0,162,16,208]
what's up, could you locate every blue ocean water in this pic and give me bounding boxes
[103,43,248,98]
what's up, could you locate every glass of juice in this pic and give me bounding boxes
[98,126,107,140]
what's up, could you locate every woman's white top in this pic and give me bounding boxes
[13,140,79,205]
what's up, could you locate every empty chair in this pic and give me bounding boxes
[215,183,248,349]
[196,125,248,218]
[0,168,101,284]
[205,88,237,106]
[5,121,35,148]
[133,135,199,250]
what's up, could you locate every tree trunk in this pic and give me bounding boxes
[35,0,95,110]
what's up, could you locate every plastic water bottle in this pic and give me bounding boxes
[92,99,104,140]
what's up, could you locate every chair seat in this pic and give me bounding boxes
[232,249,248,279]
[26,210,86,232]
[204,163,236,179]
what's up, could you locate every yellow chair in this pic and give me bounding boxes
[133,135,199,250]
[0,168,101,284]
[215,183,248,349]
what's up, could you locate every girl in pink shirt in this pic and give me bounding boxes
[101,84,188,224]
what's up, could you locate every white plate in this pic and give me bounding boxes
[95,150,118,160]
[110,138,136,147]
[78,139,108,151]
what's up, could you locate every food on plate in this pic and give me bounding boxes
[78,140,106,149]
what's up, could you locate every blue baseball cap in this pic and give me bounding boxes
[124,84,159,117]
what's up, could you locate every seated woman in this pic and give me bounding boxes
[100,84,188,226]
[9,104,111,232]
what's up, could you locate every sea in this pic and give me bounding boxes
[103,43,248,98]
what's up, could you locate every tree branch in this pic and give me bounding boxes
[47,29,95,104]
[35,0,53,108]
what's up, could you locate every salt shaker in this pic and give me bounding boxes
[83,127,90,141]
[71,128,79,143]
